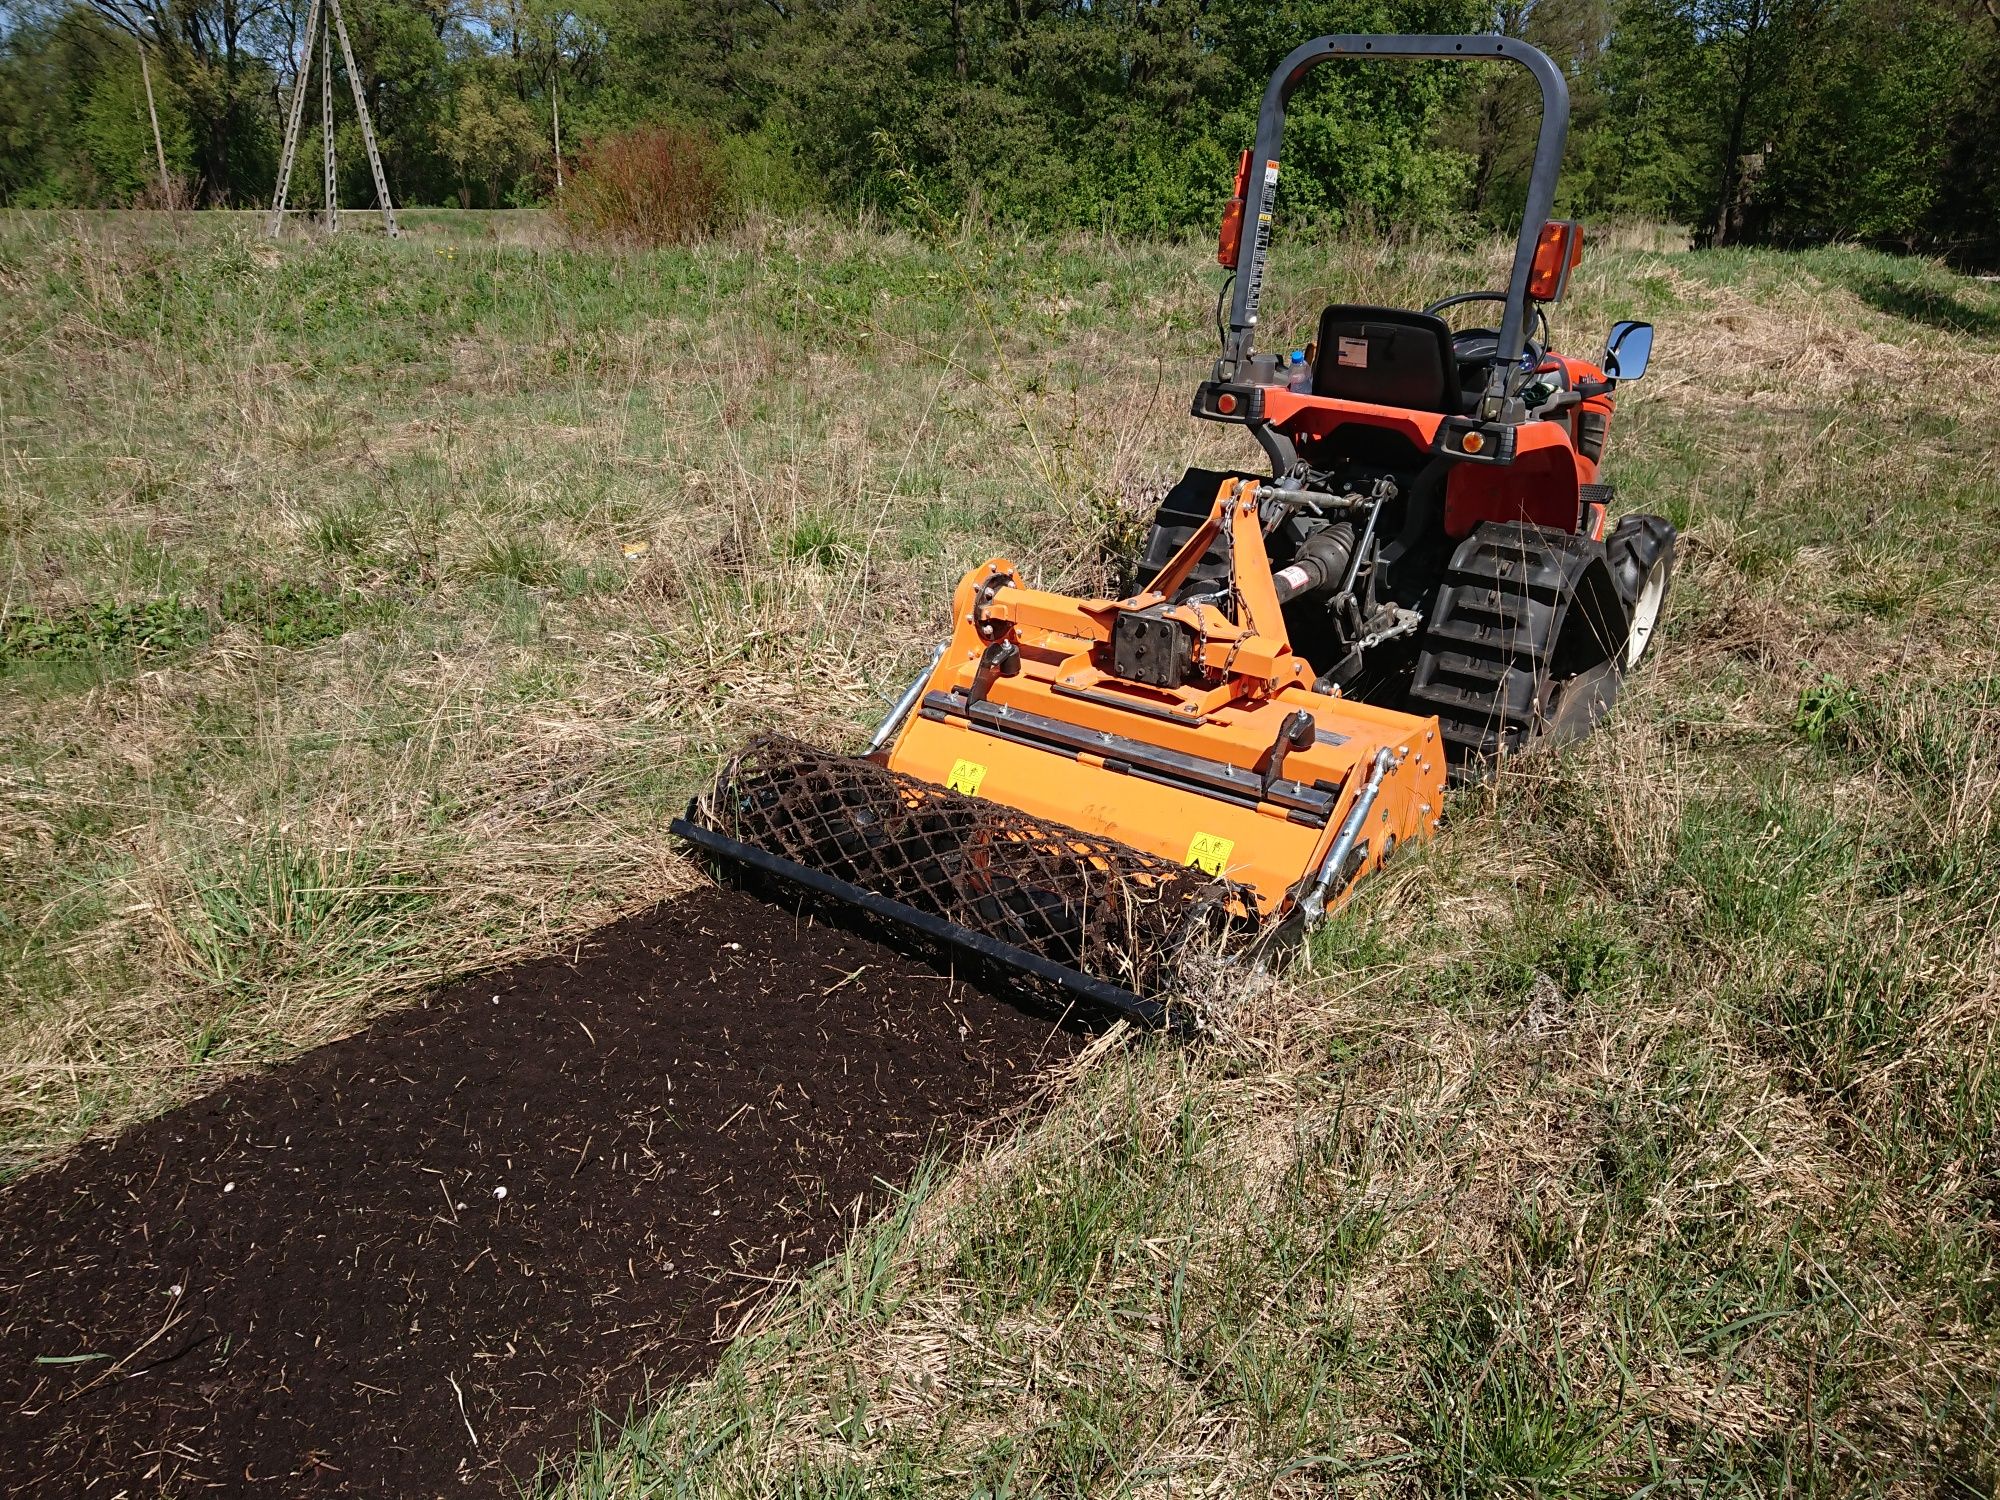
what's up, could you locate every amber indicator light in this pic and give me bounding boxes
[1528,220,1584,302]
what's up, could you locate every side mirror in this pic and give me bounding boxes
[1603,320,1654,381]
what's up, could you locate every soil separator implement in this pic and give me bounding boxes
[673,474,1446,1022]
[675,33,1675,1017]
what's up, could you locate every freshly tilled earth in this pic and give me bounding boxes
[0,887,1076,1496]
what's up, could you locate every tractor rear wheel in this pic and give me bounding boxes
[1405,522,1631,765]
[1606,513,1676,668]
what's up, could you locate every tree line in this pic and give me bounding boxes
[2,0,1995,263]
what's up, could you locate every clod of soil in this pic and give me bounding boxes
[0,887,1078,1496]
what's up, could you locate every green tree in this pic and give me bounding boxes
[1560,0,1714,222]
[1754,0,1969,245]
[0,5,91,203]
[326,0,453,208]
[79,41,195,199]
[80,0,280,204]
[437,71,542,203]
[773,0,1486,234]
[1929,1,2000,263]
[4,0,1999,266]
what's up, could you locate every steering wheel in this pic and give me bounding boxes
[1422,291,1550,371]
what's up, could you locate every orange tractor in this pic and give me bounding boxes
[675,35,1674,1021]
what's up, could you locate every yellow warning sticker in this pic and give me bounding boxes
[1185,832,1236,877]
[946,759,987,796]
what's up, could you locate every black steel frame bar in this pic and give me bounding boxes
[1224,33,1570,410]
[670,816,1172,1029]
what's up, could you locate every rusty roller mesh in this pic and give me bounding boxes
[693,735,1251,996]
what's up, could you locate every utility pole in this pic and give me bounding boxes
[328,0,398,236]
[135,37,173,206]
[552,72,563,194]
[320,10,336,232]
[267,0,398,238]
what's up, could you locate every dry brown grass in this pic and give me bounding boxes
[560,242,1996,1494]
[4,211,1998,1492]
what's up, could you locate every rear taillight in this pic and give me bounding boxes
[1190,381,1262,423]
[1434,418,1518,464]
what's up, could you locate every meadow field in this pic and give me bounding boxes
[2,208,1997,1493]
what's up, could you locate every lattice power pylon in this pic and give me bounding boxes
[267,0,398,238]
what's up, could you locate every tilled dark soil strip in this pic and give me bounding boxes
[0,886,1078,1497]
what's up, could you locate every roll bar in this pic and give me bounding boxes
[1219,34,1570,419]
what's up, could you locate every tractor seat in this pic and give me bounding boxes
[1312,305,1477,415]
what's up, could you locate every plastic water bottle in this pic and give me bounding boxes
[1286,349,1312,392]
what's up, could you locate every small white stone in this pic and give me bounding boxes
[223,1181,235,1193]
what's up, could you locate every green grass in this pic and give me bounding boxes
[0,594,210,665]
[2,209,1997,1489]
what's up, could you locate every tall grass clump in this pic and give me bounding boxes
[557,126,738,247]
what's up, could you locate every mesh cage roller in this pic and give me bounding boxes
[691,736,1252,997]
